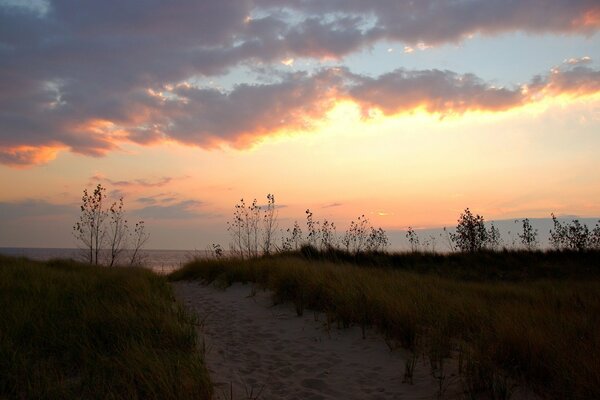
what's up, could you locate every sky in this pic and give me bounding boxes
[0,0,599,250]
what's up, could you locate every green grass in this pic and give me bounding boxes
[0,255,211,400]
[170,251,600,399]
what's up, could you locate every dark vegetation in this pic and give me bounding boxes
[0,255,211,400]
[170,250,600,399]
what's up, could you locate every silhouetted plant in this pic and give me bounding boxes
[129,220,149,266]
[406,227,420,252]
[443,227,455,252]
[227,199,245,258]
[366,226,389,251]
[342,215,370,253]
[422,234,438,252]
[73,183,148,266]
[73,184,107,265]
[107,197,128,267]
[517,218,538,251]
[228,195,280,258]
[549,213,568,250]
[550,213,594,251]
[592,221,600,249]
[262,194,277,255]
[305,209,320,247]
[567,219,591,251]
[210,243,224,259]
[320,219,337,250]
[282,221,303,251]
[450,208,488,252]
[486,223,502,251]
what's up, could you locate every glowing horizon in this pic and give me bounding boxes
[1,1,599,249]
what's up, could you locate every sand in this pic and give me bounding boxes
[173,281,458,400]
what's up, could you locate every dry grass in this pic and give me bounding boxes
[0,255,212,400]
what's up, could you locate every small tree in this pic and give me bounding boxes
[282,221,303,251]
[305,209,320,248]
[107,197,128,267]
[591,221,600,249]
[486,223,502,251]
[73,183,149,266]
[517,218,538,251]
[366,227,389,252]
[320,219,337,250]
[73,184,107,265]
[568,220,591,251]
[342,215,370,253]
[228,195,279,258]
[549,214,593,251]
[262,194,277,255]
[450,208,488,252]
[129,220,150,266]
[406,226,420,252]
[549,213,567,250]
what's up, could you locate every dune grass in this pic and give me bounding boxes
[170,250,600,399]
[0,255,211,400]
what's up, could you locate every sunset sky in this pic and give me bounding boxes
[1,0,599,249]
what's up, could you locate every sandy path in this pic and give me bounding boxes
[173,281,446,400]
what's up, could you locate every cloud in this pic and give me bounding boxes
[0,199,73,219]
[322,202,343,208]
[3,64,600,166]
[91,174,175,188]
[564,56,592,65]
[258,0,599,44]
[135,200,204,220]
[347,69,524,115]
[1,0,599,166]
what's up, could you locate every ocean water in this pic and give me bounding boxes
[0,247,210,274]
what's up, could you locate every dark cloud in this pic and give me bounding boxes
[0,199,73,219]
[0,0,598,165]
[347,69,524,115]
[257,0,599,44]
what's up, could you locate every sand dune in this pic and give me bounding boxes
[174,282,455,400]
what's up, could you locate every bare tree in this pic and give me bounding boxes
[74,183,149,266]
[73,184,107,265]
[366,227,389,252]
[107,197,128,267]
[282,221,303,251]
[549,214,593,251]
[227,199,246,258]
[486,223,502,251]
[129,221,150,266]
[342,215,369,253]
[305,209,320,248]
[228,195,277,258]
[406,226,420,252]
[262,194,277,255]
[517,218,538,251]
[320,219,337,250]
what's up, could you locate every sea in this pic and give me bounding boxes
[0,247,211,274]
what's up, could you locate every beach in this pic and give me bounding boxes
[174,281,451,400]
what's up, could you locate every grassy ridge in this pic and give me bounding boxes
[0,255,211,400]
[170,251,600,399]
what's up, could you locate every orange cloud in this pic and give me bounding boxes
[0,145,65,167]
[2,66,599,167]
